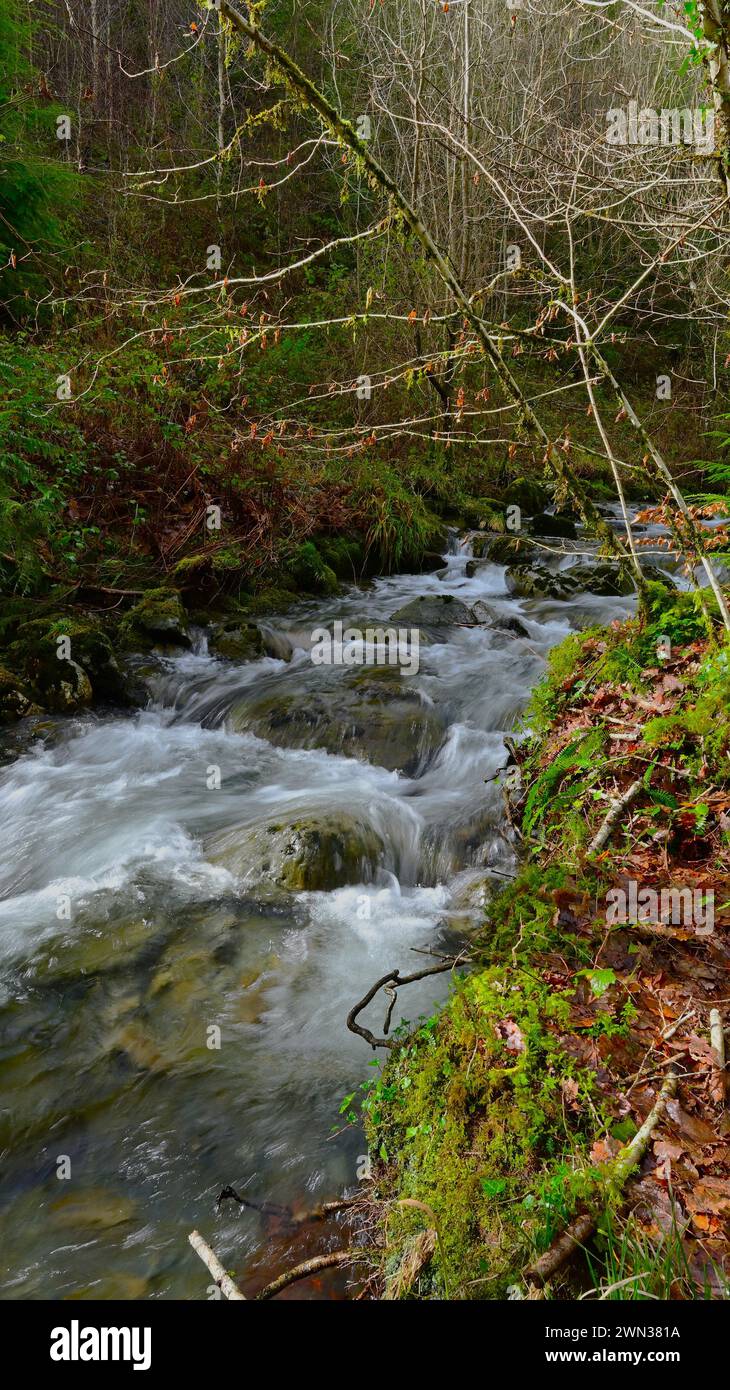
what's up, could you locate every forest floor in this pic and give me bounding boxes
[357,585,730,1300]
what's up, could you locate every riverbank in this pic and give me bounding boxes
[358,585,730,1300]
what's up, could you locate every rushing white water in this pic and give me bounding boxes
[0,527,643,1298]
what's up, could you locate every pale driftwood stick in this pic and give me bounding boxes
[611,1070,677,1185]
[709,1008,726,1105]
[255,1249,367,1300]
[525,1071,677,1287]
[188,1230,246,1300]
[586,778,643,858]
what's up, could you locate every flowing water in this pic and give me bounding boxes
[0,526,644,1299]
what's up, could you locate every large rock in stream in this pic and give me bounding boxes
[230,665,446,775]
[389,594,477,628]
[119,588,191,649]
[505,560,638,599]
[206,814,386,891]
[4,616,133,713]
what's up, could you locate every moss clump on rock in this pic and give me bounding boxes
[208,618,265,662]
[206,813,386,891]
[5,615,129,712]
[504,476,551,515]
[286,541,339,595]
[0,664,39,721]
[119,588,191,649]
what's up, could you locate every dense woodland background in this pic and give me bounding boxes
[1,0,729,603]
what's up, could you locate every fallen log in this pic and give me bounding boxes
[525,1070,677,1287]
[586,777,643,858]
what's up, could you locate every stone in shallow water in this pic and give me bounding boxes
[505,563,575,599]
[389,594,477,626]
[230,674,446,775]
[470,601,530,638]
[209,620,264,661]
[206,813,386,892]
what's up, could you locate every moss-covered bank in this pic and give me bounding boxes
[356,586,730,1300]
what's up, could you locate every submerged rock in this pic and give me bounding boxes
[50,1189,137,1232]
[207,813,386,891]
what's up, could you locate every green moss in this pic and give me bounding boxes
[363,934,604,1297]
[119,588,190,649]
[0,663,38,721]
[315,535,365,579]
[285,541,339,595]
[643,642,730,774]
[237,583,296,616]
[504,476,551,515]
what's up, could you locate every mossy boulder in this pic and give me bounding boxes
[206,813,386,891]
[0,665,39,722]
[40,657,94,712]
[6,615,131,712]
[506,561,636,599]
[504,475,551,515]
[563,562,636,596]
[469,533,536,566]
[529,511,577,539]
[505,563,573,599]
[119,588,191,649]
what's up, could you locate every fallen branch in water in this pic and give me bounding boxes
[188,1229,246,1300]
[217,1185,364,1225]
[525,1071,677,1287]
[586,777,644,858]
[346,954,470,1051]
[255,1249,370,1300]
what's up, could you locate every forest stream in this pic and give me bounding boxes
[0,517,671,1299]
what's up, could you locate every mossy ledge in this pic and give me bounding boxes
[353,586,730,1300]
